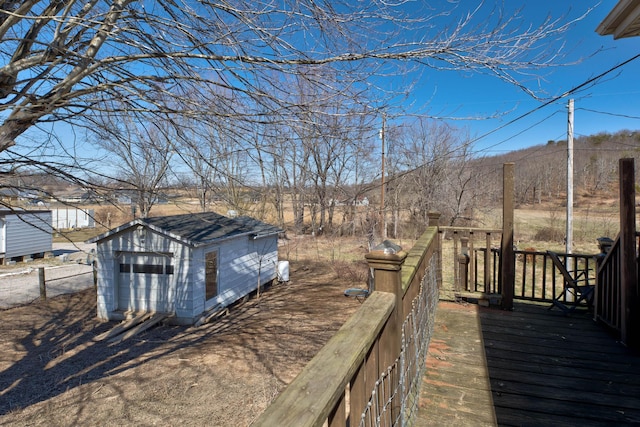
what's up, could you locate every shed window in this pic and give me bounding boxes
[120,263,174,275]
[205,251,218,300]
[133,264,164,274]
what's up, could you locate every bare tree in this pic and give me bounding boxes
[93,112,174,218]
[0,1,591,153]
[0,1,596,240]
[273,124,312,235]
[177,124,219,213]
[438,140,479,227]
[395,118,460,227]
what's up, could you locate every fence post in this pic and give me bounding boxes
[365,244,407,424]
[38,267,46,300]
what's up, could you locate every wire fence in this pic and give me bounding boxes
[0,263,95,309]
[358,252,439,427]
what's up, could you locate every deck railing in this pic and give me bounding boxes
[252,224,441,427]
[595,235,621,331]
[439,226,599,304]
[511,250,598,302]
[438,227,502,295]
[594,232,640,340]
[594,157,640,348]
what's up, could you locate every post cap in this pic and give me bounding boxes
[372,240,402,254]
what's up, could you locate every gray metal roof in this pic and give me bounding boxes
[89,212,282,246]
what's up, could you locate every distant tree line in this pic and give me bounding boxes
[470,130,640,210]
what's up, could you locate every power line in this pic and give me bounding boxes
[469,52,640,154]
[577,107,640,120]
[476,110,564,153]
[382,53,640,189]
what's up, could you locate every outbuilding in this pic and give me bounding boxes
[0,209,52,264]
[89,212,282,325]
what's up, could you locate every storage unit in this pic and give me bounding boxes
[88,212,282,324]
[52,208,95,229]
[0,209,52,264]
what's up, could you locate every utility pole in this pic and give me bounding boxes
[566,99,574,268]
[380,114,387,239]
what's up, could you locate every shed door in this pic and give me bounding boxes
[118,252,173,312]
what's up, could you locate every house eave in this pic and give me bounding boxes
[597,0,640,39]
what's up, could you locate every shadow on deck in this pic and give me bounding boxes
[417,300,640,426]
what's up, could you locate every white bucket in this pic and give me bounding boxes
[277,260,290,282]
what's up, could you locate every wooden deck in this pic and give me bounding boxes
[416,300,640,426]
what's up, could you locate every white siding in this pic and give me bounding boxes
[96,224,278,325]
[52,208,95,229]
[1,211,52,259]
[193,235,278,311]
[117,253,173,312]
[96,227,192,322]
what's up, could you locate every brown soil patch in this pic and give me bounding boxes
[0,244,369,426]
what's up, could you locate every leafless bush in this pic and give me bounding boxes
[331,260,369,285]
[534,227,564,242]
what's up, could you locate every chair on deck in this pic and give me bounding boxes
[547,250,594,314]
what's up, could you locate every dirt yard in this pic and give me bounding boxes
[0,237,372,426]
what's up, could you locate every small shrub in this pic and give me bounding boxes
[534,227,563,242]
[332,260,369,284]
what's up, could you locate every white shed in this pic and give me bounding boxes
[52,208,95,230]
[88,212,282,325]
[0,209,53,264]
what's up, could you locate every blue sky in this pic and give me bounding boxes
[400,1,640,156]
[15,1,639,166]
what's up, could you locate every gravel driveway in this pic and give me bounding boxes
[0,242,96,309]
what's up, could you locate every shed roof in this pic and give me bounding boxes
[0,208,52,216]
[88,212,282,247]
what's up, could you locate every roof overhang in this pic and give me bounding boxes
[597,0,640,39]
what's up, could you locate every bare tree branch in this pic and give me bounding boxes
[0,1,592,150]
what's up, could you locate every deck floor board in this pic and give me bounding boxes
[417,300,640,426]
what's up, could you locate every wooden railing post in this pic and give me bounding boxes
[428,212,441,289]
[365,244,407,423]
[458,253,469,293]
[468,233,476,290]
[501,163,515,310]
[459,237,470,292]
[619,158,638,349]
[485,232,492,292]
